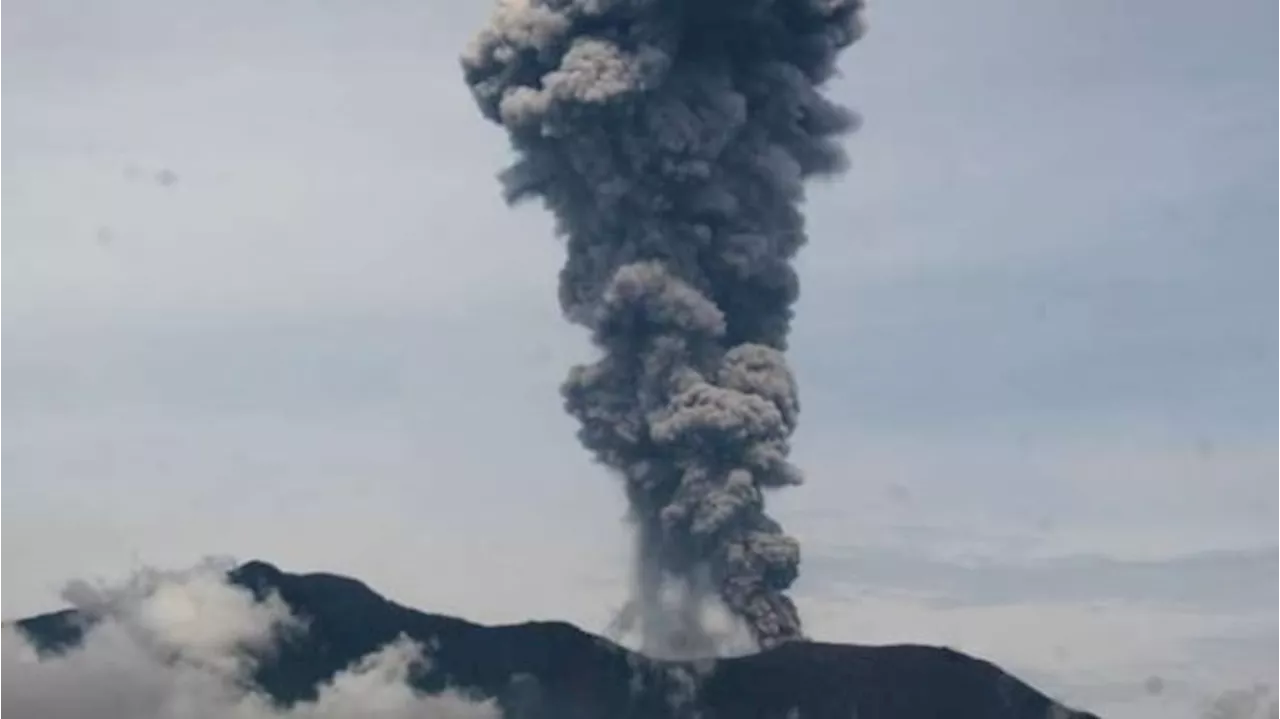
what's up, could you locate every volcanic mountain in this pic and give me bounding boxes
[13,560,1101,719]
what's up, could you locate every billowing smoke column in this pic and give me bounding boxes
[462,0,863,651]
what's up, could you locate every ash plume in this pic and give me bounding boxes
[462,0,863,651]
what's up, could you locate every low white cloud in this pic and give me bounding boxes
[1,562,498,719]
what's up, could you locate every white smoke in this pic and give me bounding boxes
[607,569,759,660]
[1,562,498,719]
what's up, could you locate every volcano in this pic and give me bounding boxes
[13,560,1101,719]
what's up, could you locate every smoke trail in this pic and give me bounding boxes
[462,0,863,650]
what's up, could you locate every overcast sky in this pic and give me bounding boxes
[3,1,1276,717]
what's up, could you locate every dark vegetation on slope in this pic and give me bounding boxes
[15,560,1101,719]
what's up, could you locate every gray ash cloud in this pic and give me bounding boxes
[462,0,863,651]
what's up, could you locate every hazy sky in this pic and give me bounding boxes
[3,1,1276,717]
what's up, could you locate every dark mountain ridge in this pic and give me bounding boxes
[14,560,1101,719]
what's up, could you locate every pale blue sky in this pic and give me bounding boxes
[3,1,1275,717]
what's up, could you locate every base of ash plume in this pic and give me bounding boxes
[7,560,1102,719]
